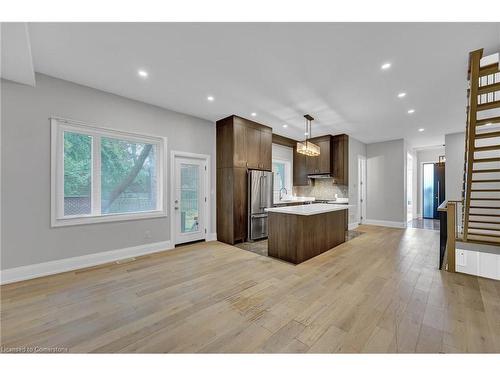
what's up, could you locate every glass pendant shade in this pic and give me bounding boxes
[297,114,320,157]
[297,140,320,156]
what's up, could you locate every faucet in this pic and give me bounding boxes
[279,187,288,200]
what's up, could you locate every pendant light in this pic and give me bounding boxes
[297,114,320,156]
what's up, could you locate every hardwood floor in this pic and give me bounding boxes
[1,225,499,353]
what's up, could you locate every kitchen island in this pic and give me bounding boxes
[265,204,349,264]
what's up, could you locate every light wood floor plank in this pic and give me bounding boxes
[1,225,499,353]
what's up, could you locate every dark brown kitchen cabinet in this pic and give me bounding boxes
[293,133,349,185]
[306,136,331,175]
[332,134,349,185]
[216,115,273,245]
[293,148,309,186]
[216,167,247,244]
[233,121,248,168]
[245,126,272,170]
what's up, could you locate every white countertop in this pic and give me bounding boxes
[266,203,350,216]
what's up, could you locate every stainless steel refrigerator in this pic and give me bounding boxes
[247,169,273,241]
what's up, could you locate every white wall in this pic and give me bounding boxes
[1,74,215,270]
[348,136,367,226]
[406,147,418,221]
[445,132,465,201]
[366,139,406,226]
[445,132,465,225]
[416,146,445,217]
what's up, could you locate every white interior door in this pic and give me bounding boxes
[173,156,207,245]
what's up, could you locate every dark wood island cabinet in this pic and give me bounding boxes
[266,204,348,264]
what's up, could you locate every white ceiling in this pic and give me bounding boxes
[0,23,35,87]
[14,23,500,146]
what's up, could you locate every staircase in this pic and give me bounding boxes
[462,49,500,244]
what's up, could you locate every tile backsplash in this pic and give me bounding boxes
[293,179,348,200]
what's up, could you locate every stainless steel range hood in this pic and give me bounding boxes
[307,174,333,179]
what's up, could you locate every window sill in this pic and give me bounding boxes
[51,210,167,227]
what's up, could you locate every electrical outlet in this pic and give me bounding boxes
[456,250,466,267]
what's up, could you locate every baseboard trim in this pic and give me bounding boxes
[0,240,173,285]
[363,219,406,228]
[348,223,359,230]
[206,232,217,241]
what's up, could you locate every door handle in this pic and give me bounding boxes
[174,207,179,210]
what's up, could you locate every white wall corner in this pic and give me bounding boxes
[348,223,359,231]
[0,240,173,285]
[206,233,217,241]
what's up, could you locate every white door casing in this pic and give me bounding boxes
[171,151,210,245]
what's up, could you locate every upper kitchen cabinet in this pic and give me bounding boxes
[216,115,272,171]
[332,134,349,185]
[293,133,349,185]
[306,136,331,175]
[293,148,309,186]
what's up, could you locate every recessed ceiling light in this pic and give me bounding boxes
[407,109,415,114]
[397,92,406,98]
[251,112,257,117]
[207,96,214,101]
[304,132,309,136]
[283,124,288,128]
[418,128,425,132]
[381,62,391,70]
[138,69,148,78]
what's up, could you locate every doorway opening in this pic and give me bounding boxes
[412,161,445,231]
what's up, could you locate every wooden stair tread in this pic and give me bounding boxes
[467,231,500,238]
[478,81,500,95]
[473,157,500,163]
[477,116,500,126]
[478,63,500,77]
[469,219,500,224]
[469,205,500,209]
[472,168,500,173]
[471,179,500,183]
[475,131,500,139]
[468,226,500,231]
[474,144,500,152]
[477,100,500,111]
[469,213,500,217]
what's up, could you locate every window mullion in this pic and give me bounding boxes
[92,135,102,216]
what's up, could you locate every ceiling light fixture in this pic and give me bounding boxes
[397,92,407,98]
[283,124,288,128]
[251,112,257,117]
[297,115,320,157]
[381,62,391,70]
[207,96,214,101]
[407,109,415,114]
[418,128,425,132]
[138,70,148,78]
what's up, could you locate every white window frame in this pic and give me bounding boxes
[51,117,167,227]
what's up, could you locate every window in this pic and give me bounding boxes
[51,118,166,226]
[272,160,292,202]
